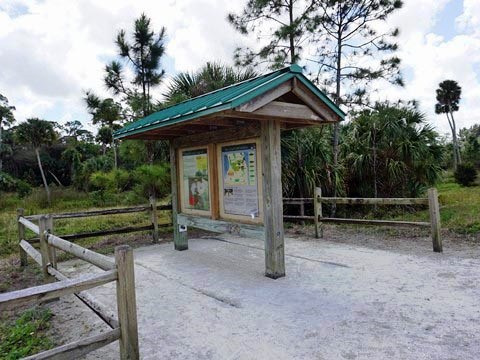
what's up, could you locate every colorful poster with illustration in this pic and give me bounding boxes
[221,143,259,217]
[182,149,209,211]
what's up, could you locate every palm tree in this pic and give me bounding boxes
[435,80,462,170]
[85,92,122,168]
[282,127,338,218]
[0,94,15,172]
[163,62,257,105]
[96,126,113,156]
[343,103,443,198]
[15,118,57,204]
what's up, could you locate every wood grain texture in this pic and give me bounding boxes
[319,218,430,227]
[150,195,159,243]
[115,245,140,360]
[172,123,261,149]
[17,208,27,267]
[319,197,429,205]
[170,142,188,251]
[314,187,323,238]
[177,214,265,240]
[19,216,40,234]
[428,188,442,252]
[47,233,115,270]
[47,266,119,329]
[235,80,292,112]
[20,240,42,266]
[0,270,117,311]
[23,328,120,360]
[261,119,285,279]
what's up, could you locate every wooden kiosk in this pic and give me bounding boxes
[114,65,345,278]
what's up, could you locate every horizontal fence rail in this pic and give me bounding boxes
[283,187,442,253]
[9,208,140,359]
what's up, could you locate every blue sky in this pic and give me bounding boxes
[0,0,479,137]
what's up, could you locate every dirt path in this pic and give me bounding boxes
[43,227,480,360]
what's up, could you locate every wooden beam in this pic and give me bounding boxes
[177,214,265,239]
[0,270,117,311]
[170,142,188,250]
[18,208,27,267]
[318,197,429,206]
[19,216,40,234]
[48,266,119,329]
[428,188,442,252]
[261,119,285,279]
[115,245,140,360]
[20,240,42,266]
[292,78,341,122]
[314,187,323,238]
[235,80,292,112]
[23,328,120,360]
[319,218,430,227]
[47,233,116,270]
[253,101,326,122]
[172,123,261,149]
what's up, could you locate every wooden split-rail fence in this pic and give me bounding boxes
[0,212,155,359]
[284,187,442,253]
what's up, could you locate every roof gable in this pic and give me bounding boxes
[114,65,345,140]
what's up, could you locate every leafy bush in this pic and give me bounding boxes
[0,171,17,192]
[89,169,133,192]
[454,163,477,186]
[16,180,32,198]
[0,172,32,197]
[133,164,170,199]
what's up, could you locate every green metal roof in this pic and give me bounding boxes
[114,64,345,139]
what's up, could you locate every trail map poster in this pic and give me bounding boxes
[221,143,259,217]
[182,149,210,212]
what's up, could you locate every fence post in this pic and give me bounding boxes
[17,208,28,267]
[314,187,323,238]
[115,245,139,360]
[46,214,57,268]
[149,195,159,243]
[38,215,52,280]
[428,188,442,253]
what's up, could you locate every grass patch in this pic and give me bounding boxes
[0,187,171,258]
[0,307,53,359]
[390,178,480,235]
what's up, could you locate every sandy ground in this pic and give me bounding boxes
[45,228,480,360]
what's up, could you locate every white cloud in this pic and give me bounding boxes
[0,0,479,139]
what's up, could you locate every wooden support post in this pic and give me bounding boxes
[115,245,140,360]
[17,208,27,267]
[428,188,442,253]
[149,195,159,243]
[314,187,323,238]
[38,216,51,280]
[46,215,57,269]
[170,142,188,250]
[261,119,285,279]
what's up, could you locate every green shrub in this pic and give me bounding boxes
[0,172,32,197]
[0,307,53,358]
[16,180,32,198]
[0,172,17,192]
[454,163,477,186]
[89,169,133,192]
[133,164,170,199]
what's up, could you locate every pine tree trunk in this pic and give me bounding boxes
[113,141,118,170]
[331,26,342,216]
[35,147,51,205]
[288,0,295,64]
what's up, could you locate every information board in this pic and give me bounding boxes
[181,149,210,212]
[220,143,259,217]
